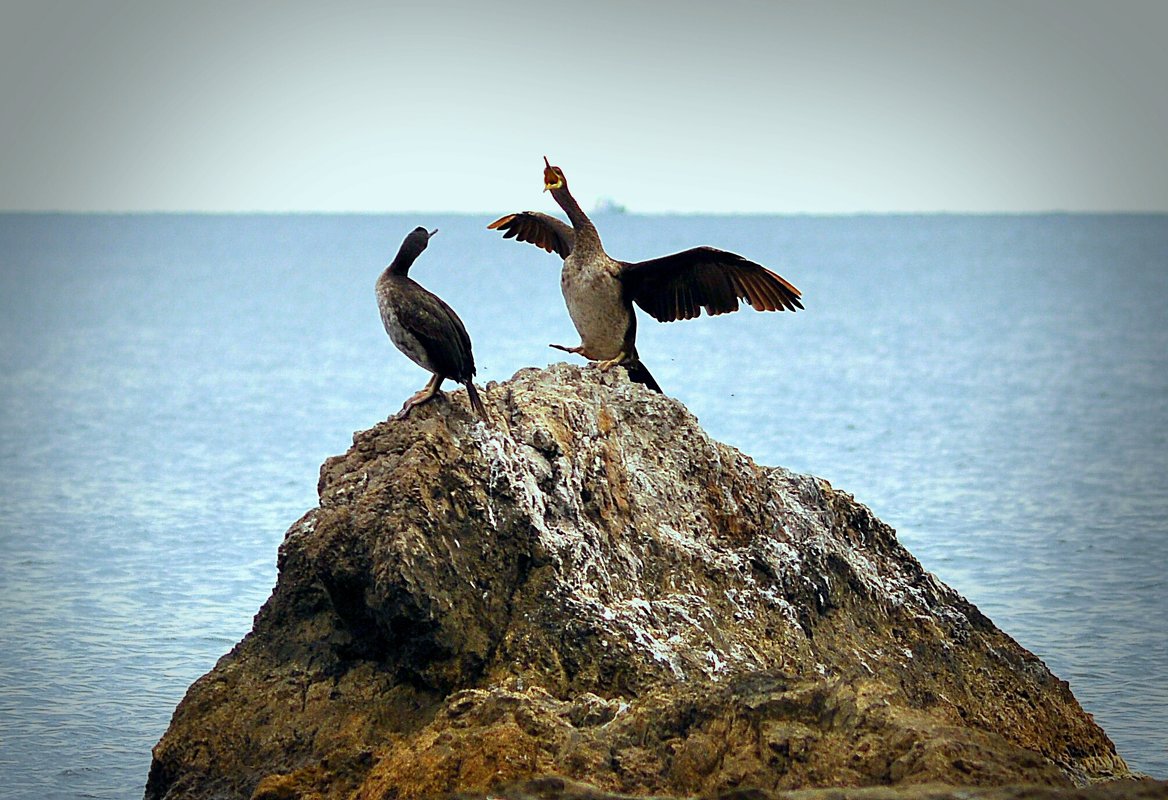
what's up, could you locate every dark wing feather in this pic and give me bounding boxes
[395,286,477,382]
[487,212,574,258]
[621,247,803,323]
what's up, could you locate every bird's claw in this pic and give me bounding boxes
[395,394,424,420]
[395,388,443,420]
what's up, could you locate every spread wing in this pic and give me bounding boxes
[620,247,803,323]
[487,212,574,258]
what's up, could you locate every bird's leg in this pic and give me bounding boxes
[549,343,587,355]
[396,374,445,420]
[549,342,627,372]
[595,349,631,372]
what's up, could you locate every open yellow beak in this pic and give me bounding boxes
[542,155,562,191]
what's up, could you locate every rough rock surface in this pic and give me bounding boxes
[146,364,1143,800]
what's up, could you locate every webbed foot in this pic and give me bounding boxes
[394,375,445,420]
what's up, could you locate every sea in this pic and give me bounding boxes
[0,213,1165,798]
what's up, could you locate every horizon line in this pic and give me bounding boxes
[3,208,1166,218]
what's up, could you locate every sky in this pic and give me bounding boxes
[1,0,1166,214]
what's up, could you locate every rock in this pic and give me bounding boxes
[146,364,1143,800]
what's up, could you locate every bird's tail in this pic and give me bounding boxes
[465,381,489,421]
[624,359,663,393]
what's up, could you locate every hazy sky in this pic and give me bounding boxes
[2,0,1166,214]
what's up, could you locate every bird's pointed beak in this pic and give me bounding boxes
[429,229,438,237]
[542,156,562,192]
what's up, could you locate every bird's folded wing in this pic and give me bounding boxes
[622,247,803,323]
[487,212,574,258]
[399,291,476,378]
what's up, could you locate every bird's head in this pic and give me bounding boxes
[543,156,565,192]
[390,226,437,273]
[403,226,437,252]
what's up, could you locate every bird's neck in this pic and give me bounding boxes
[377,266,406,288]
[551,185,602,256]
[387,248,420,276]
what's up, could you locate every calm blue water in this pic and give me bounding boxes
[1,213,1165,798]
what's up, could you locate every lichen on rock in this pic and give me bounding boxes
[146,364,1137,800]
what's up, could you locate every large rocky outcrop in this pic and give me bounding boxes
[146,364,1144,800]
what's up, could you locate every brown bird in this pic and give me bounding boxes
[488,158,802,393]
[376,227,487,421]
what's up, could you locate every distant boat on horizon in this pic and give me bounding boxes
[592,196,628,215]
